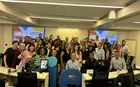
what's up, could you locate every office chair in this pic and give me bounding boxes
[85,71,109,87]
[114,73,135,87]
[0,79,5,87]
[16,72,39,87]
[0,53,4,66]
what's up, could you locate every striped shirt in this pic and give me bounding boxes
[29,55,48,71]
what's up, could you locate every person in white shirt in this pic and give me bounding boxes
[110,51,126,71]
[65,52,80,70]
[121,40,130,61]
[95,43,105,60]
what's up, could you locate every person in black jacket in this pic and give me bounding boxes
[83,53,99,70]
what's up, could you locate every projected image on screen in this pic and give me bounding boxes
[89,30,118,44]
[13,26,45,41]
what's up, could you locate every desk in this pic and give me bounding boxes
[0,67,48,87]
[82,70,140,87]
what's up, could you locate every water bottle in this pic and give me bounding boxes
[118,82,121,87]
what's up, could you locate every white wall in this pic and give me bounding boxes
[0,24,13,53]
[45,27,88,40]
[0,24,4,53]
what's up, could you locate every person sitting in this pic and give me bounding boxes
[28,47,48,72]
[65,52,80,70]
[83,53,99,70]
[110,51,126,71]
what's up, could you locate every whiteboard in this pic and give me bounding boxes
[125,39,136,56]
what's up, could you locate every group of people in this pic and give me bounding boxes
[3,33,130,73]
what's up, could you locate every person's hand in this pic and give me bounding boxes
[21,52,24,56]
[33,52,36,55]
[101,61,104,66]
[82,60,86,64]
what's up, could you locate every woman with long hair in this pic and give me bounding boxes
[18,44,36,68]
[72,45,82,64]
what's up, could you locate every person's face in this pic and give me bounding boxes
[56,47,59,51]
[31,40,35,44]
[36,37,40,42]
[101,39,105,43]
[82,46,86,51]
[65,37,69,41]
[57,35,60,39]
[98,44,102,49]
[25,37,28,42]
[89,53,94,59]
[67,44,71,49]
[115,52,120,57]
[19,37,23,41]
[19,44,25,51]
[52,50,57,56]
[29,45,35,52]
[92,41,95,45]
[89,46,92,51]
[122,41,126,45]
[113,41,117,45]
[45,37,48,41]
[28,37,32,42]
[75,38,78,42]
[96,36,99,40]
[105,38,108,42]
[40,48,45,55]
[72,37,75,40]
[74,46,78,51]
[13,42,19,49]
[39,34,42,38]
[50,35,53,39]
[71,53,76,60]
[47,43,52,49]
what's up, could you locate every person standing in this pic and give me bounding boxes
[95,43,105,60]
[4,41,19,68]
[60,43,72,70]
[105,37,111,49]
[95,35,100,46]
[121,40,130,61]
[12,43,26,68]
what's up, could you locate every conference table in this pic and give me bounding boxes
[0,67,49,87]
[82,66,140,87]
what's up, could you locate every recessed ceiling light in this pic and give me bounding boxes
[0,0,124,8]
[134,22,140,24]
[30,16,98,22]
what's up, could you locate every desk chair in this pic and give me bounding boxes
[16,72,39,87]
[85,71,109,87]
[0,53,4,66]
[59,68,82,87]
[114,73,135,87]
